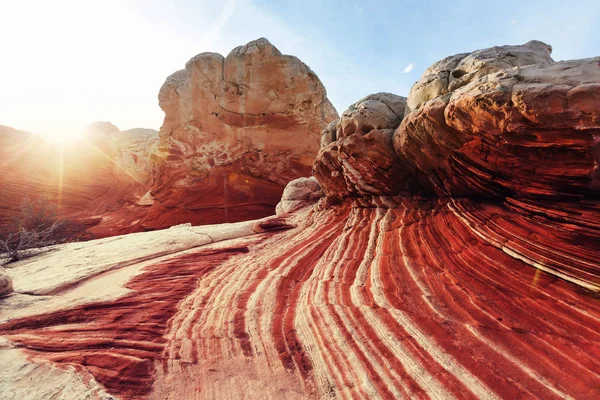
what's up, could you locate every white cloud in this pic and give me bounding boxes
[403,63,415,73]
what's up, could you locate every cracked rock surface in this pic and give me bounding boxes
[313,93,417,198]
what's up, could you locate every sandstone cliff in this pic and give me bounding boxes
[140,37,338,228]
[0,124,152,237]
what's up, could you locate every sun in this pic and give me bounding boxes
[42,130,82,145]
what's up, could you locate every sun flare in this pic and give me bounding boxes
[42,130,82,145]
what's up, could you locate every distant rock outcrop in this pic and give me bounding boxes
[80,122,160,185]
[112,128,159,184]
[81,121,120,137]
[140,37,338,228]
[0,124,154,238]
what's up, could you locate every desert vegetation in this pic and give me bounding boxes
[0,197,86,264]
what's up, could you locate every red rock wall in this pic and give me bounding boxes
[0,126,149,237]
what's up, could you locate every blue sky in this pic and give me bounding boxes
[1,0,599,137]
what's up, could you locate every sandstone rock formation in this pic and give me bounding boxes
[80,122,159,185]
[112,128,159,184]
[142,37,338,228]
[1,40,599,400]
[314,40,600,290]
[81,121,121,137]
[275,176,323,215]
[0,124,149,237]
[0,268,12,297]
[396,41,600,199]
[405,40,553,113]
[313,93,416,198]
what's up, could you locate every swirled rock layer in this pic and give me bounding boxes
[1,202,599,399]
[0,40,599,400]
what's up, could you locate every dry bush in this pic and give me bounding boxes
[0,222,62,263]
[0,197,87,264]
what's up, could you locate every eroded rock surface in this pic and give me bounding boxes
[276,176,323,215]
[112,128,159,184]
[1,40,599,400]
[0,268,12,297]
[396,42,600,198]
[312,40,600,291]
[313,93,416,198]
[405,40,553,113]
[143,37,338,228]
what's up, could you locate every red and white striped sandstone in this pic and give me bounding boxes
[0,40,599,399]
[1,201,599,399]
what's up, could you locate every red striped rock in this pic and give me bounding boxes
[1,201,599,398]
[1,40,599,400]
[395,41,600,198]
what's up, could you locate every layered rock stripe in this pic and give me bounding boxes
[312,40,600,291]
[1,202,599,399]
[1,38,600,399]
